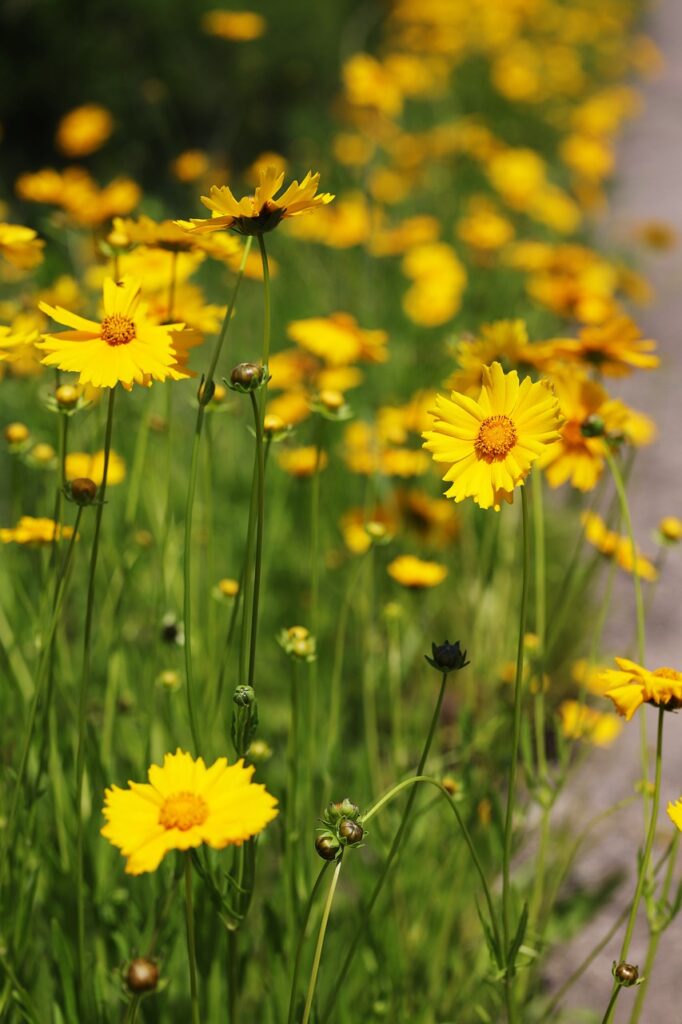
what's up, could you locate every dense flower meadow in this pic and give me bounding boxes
[1,1,681,1022]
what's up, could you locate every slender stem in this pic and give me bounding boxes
[248,390,265,687]
[602,707,665,1024]
[502,487,530,951]
[184,857,201,1024]
[322,670,453,1018]
[257,234,271,367]
[183,242,252,746]
[302,856,343,1024]
[75,386,116,1006]
[286,863,330,1024]
[532,472,548,782]
[124,996,140,1024]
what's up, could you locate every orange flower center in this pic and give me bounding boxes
[475,415,518,463]
[653,667,681,680]
[158,791,208,831]
[101,313,136,347]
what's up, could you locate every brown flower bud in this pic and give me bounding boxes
[338,819,364,845]
[230,362,263,392]
[126,958,159,993]
[315,835,340,861]
[70,477,98,506]
[614,961,639,987]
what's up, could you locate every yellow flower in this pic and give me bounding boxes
[423,362,562,511]
[537,374,610,492]
[401,243,466,327]
[171,149,210,183]
[600,658,682,720]
[559,701,623,746]
[179,166,334,236]
[342,53,403,117]
[1,516,74,546]
[387,554,447,589]
[101,749,278,875]
[550,317,659,376]
[444,320,560,396]
[284,192,371,249]
[659,516,682,543]
[278,446,328,478]
[582,511,657,581]
[456,198,514,252]
[340,506,398,555]
[65,450,126,487]
[571,658,613,697]
[201,9,266,41]
[37,277,188,390]
[0,319,42,377]
[55,104,114,158]
[0,224,45,270]
[16,167,140,228]
[287,313,388,366]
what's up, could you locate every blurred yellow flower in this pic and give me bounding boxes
[549,316,659,376]
[342,53,403,117]
[179,166,333,236]
[456,198,514,252]
[559,701,623,746]
[423,362,562,510]
[171,149,210,183]
[38,277,188,390]
[202,9,266,41]
[0,224,44,270]
[582,511,657,581]
[55,104,113,158]
[278,446,328,478]
[387,554,447,589]
[659,516,682,543]
[402,243,466,327]
[65,450,126,487]
[101,749,278,875]
[1,517,74,546]
[340,506,398,555]
[601,659,682,721]
[287,313,388,367]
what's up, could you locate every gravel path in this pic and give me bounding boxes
[545,2,682,1019]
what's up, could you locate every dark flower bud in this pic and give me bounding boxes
[233,685,256,708]
[229,362,264,393]
[338,819,363,845]
[160,613,184,646]
[126,958,159,993]
[315,835,341,861]
[70,477,98,506]
[425,640,470,673]
[197,377,216,406]
[581,414,606,438]
[613,961,639,987]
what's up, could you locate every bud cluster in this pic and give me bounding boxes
[315,798,365,861]
[278,625,317,662]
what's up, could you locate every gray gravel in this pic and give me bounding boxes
[544,1,682,1019]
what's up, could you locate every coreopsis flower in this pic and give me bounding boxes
[423,362,562,511]
[101,749,278,875]
[559,701,623,746]
[456,197,515,252]
[387,554,447,589]
[401,243,466,327]
[287,313,388,366]
[16,167,140,228]
[0,319,42,377]
[65,450,126,487]
[600,659,682,720]
[444,320,561,396]
[582,511,657,581]
[0,224,45,270]
[1,516,74,546]
[537,374,611,492]
[658,516,682,543]
[201,9,266,40]
[37,277,188,390]
[550,316,659,376]
[278,446,328,478]
[178,166,334,237]
[55,104,114,158]
[340,505,398,555]
[170,149,210,183]
[284,192,371,249]
[109,216,243,265]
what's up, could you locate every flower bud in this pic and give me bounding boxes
[212,383,227,404]
[318,389,344,412]
[613,961,639,987]
[315,835,341,861]
[4,422,30,446]
[218,577,240,598]
[70,477,98,506]
[425,640,470,673]
[55,384,81,409]
[126,958,159,993]
[263,413,288,437]
[338,819,363,845]
[229,362,263,393]
[156,669,181,690]
[659,516,682,544]
[31,442,56,464]
[326,798,361,824]
[233,685,256,708]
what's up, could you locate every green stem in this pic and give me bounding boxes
[602,707,665,1024]
[184,857,201,1024]
[75,386,116,1007]
[501,486,530,996]
[532,471,548,782]
[321,670,455,1018]
[286,863,330,1024]
[302,855,343,1024]
[247,390,265,687]
[257,234,271,367]
[183,241,253,746]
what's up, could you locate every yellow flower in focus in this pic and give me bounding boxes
[101,749,278,875]
[179,166,333,236]
[0,224,45,270]
[202,9,266,40]
[600,658,682,721]
[38,277,188,390]
[171,150,210,183]
[559,701,623,747]
[278,446,328,478]
[65,450,126,487]
[55,104,114,157]
[1,517,75,546]
[423,362,562,511]
[387,554,447,589]
[287,313,388,367]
